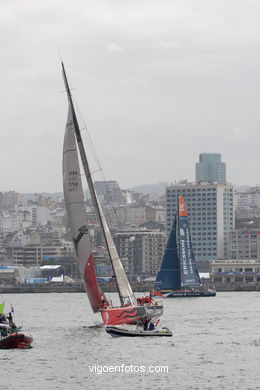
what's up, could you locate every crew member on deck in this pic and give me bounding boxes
[0,326,8,338]
[7,312,17,331]
[0,314,6,323]
[143,317,149,330]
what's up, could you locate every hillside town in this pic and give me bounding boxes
[0,154,260,291]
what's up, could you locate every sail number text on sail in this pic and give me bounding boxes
[69,170,79,192]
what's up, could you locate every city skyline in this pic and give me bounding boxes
[0,0,259,193]
[0,180,258,198]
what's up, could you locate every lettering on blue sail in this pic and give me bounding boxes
[68,170,79,192]
[186,228,193,274]
[178,216,201,286]
[180,239,188,275]
[180,224,193,280]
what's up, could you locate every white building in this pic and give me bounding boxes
[0,211,22,235]
[235,186,260,210]
[116,205,146,226]
[0,191,27,210]
[166,181,234,261]
[211,259,260,284]
[21,205,53,226]
[227,229,260,259]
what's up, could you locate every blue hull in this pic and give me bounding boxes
[161,290,216,298]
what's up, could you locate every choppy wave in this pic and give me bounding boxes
[1,291,259,390]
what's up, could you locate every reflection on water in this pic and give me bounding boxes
[0,292,259,390]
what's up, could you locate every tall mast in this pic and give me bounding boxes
[177,197,183,288]
[62,63,135,305]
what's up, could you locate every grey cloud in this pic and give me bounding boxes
[0,0,259,192]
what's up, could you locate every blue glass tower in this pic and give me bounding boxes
[196,153,226,184]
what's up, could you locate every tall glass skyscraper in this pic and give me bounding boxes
[196,153,226,184]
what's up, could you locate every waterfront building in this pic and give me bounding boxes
[166,181,234,262]
[210,259,260,284]
[5,241,74,267]
[0,266,17,284]
[196,153,226,184]
[227,229,260,259]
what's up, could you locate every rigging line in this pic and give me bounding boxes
[100,182,123,232]
[72,95,102,171]
[72,98,115,202]
[79,167,103,179]
[72,94,123,232]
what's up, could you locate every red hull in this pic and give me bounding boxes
[101,304,163,326]
[0,333,33,349]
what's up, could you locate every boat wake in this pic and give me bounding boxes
[86,323,104,329]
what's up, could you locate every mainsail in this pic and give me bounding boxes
[155,218,181,290]
[63,104,109,312]
[62,63,136,307]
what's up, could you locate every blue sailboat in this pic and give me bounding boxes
[152,196,216,298]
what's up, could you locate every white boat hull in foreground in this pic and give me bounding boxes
[105,325,172,337]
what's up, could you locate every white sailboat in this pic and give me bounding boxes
[62,63,163,326]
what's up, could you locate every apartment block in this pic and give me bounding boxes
[166,182,234,261]
[227,229,260,259]
[115,230,165,276]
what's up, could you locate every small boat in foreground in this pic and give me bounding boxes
[105,326,172,337]
[0,303,33,349]
[0,333,33,349]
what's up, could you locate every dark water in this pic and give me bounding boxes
[0,292,259,390]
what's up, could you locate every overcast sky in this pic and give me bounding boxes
[0,0,259,193]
